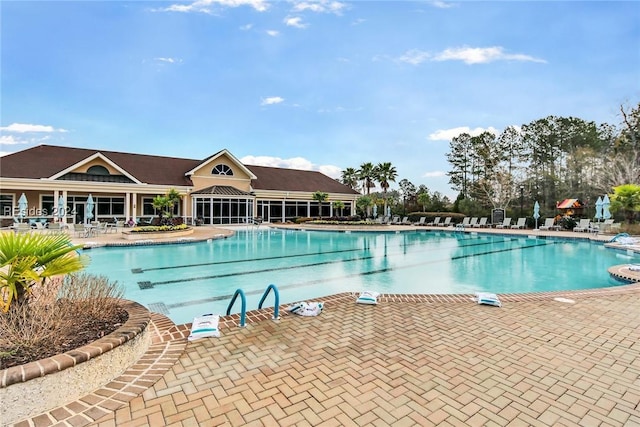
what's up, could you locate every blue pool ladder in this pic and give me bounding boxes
[226,289,247,327]
[226,284,281,327]
[258,283,280,320]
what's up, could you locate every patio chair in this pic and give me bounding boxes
[573,218,591,232]
[13,223,31,234]
[427,217,441,226]
[414,217,426,226]
[473,217,488,228]
[438,217,452,227]
[469,217,479,227]
[495,218,511,229]
[511,218,526,229]
[47,223,62,235]
[539,218,558,231]
[457,217,471,228]
[400,217,411,225]
[391,216,400,224]
[74,224,87,237]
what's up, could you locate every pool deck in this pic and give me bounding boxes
[9,225,640,427]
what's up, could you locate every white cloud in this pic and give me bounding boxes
[155,0,269,14]
[422,171,447,178]
[154,57,182,64]
[239,23,253,30]
[398,49,431,65]
[0,123,68,133]
[397,46,546,65]
[291,0,347,15]
[266,30,280,37]
[284,16,307,28]
[429,0,455,9]
[434,46,546,64]
[241,155,342,179]
[261,96,284,105]
[428,126,500,141]
[0,135,28,145]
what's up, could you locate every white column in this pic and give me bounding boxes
[132,193,137,220]
[125,192,131,222]
[53,190,59,222]
[62,190,68,225]
[182,194,189,223]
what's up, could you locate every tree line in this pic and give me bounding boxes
[339,102,639,221]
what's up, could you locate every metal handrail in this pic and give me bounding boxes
[226,288,247,327]
[258,283,280,320]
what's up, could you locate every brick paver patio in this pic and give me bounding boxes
[8,226,640,427]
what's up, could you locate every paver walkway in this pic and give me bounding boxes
[8,225,640,426]
[86,291,640,427]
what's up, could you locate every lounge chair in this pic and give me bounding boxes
[495,218,511,229]
[391,216,400,224]
[414,217,426,226]
[469,217,479,227]
[438,217,452,227]
[511,218,526,229]
[74,224,87,237]
[47,223,63,234]
[539,218,559,231]
[12,223,31,234]
[427,217,441,226]
[458,217,471,228]
[573,218,591,232]
[473,217,488,228]
[400,217,411,225]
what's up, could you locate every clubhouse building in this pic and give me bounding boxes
[0,145,360,226]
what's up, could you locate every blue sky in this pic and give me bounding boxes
[2,0,638,199]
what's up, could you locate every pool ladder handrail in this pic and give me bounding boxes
[226,289,247,327]
[226,284,281,327]
[258,283,280,320]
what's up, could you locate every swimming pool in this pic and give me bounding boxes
[82,228,637,325]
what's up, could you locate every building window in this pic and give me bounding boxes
[211,164,233,176]
[87,165,110,175]
[1,194,13,217]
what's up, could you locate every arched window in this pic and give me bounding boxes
[211,164,233,176]
[87,165,110,175]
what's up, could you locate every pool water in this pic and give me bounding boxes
[82,229,637,325]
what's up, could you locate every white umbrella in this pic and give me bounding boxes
[86,194,95,222]
[594,196,603,222]
[373,204,378,218]
[602,194,611,220]
[533,201,540,229]
[57,195,66,221]
[17,193,28,222]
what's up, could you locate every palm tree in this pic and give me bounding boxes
[332,200,345,217]
[375,162,398,214]
[610,184,640,223]
[341,168,360,191]
[357,162,376,195]
[312,191,329,219]
[0,233,87,312]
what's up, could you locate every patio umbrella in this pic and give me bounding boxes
[372,204,377,218]
[57,195,66,221]
[602,194,611,220]
[533,201,540,229]
[17,193,28,222]
[594,196,603,222]
[86,194,95,222]
[386,206,391,218]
